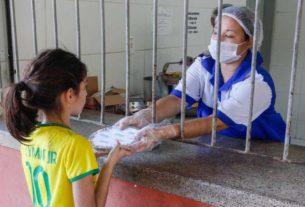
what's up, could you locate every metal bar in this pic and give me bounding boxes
[283,0,303,161]
[30,0,38,55]
[75,0,81,120]
[0,59,2,90]
[180,0,189,139]
[70,116,105,126]
[0,0,2,90]
[211,0,223,146]
[52,0,58,48]
[0,60,2,103]
[0,1,2,90]
[245,0,260,153]
[125,0,130,116]
[100,0,106,124]
[9,0,19,82]
[152,0,158,123]
[75,0,81,59]
[3,0,14,83]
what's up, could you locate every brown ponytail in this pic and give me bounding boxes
[5,82,38,142]
[4,49,87,143]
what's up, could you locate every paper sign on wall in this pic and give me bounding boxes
[188,11,200,34]
[158,7,174,36]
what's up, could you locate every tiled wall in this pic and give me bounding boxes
[269,0,305,145]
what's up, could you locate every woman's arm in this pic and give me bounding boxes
[177,116,228,138]
[155,95,182,122]
[153,116,228,140]
[126,116,228,153]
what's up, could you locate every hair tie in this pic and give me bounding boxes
[17,81,28,91]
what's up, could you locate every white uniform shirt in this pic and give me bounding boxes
[171,52,285,141]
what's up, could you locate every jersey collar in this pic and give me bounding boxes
[37,123,71,130]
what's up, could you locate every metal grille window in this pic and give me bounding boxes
[1,0,304,162]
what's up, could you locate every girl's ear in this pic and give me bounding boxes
[62,88,75,104]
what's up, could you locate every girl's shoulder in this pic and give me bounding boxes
[27,124,90,149]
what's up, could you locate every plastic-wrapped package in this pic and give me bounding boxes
[89,127,139,154]
[90,119,172,154]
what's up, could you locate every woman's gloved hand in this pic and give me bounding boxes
[114,108,153,129]
[125,126,161,152]
[123,124,179,153]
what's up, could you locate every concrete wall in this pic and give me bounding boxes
[269,0,305,145]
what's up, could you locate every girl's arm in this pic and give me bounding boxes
[72,144,131,207]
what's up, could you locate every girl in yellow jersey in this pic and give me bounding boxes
[5,49,132,207]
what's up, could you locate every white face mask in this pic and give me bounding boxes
[208,38,246,64]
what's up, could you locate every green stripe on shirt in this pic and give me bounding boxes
[70,169,100,182]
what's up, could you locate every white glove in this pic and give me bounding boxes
[123,123,178,153]
[114,108,153,129]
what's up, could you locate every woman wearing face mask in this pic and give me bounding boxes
[116,6,286,152]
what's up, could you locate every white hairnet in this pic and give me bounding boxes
[217,6,264,48]
[211,3,233,19]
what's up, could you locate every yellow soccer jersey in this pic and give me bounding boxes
[20,123,99,207]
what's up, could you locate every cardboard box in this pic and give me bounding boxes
[86,76,99,96]
[86,76,125,107]
[93,88,125,106]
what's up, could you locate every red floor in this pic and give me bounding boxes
[0,145,32,207]
[106,178,213,207]
[0,146,212,207]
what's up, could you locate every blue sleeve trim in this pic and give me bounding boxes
[170,89,197,109]
[217,110,238,127]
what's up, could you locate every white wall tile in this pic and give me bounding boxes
[275,0,298,13]
[272,12,296,41]
[296,120,305,141]
[271,1,305,143]
[0,0,8,62]
[269,39,294,68]
[0,61,10,87]
[295,94,305,121]
[81,50,145,96]
[275,0,305,14]
[14,0,36,59]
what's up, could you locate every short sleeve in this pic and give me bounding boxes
[217,80,272,126]
[65,135,99,182]
[171,57,206,107]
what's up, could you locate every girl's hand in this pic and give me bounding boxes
[94,150,108,158]
[105,141,133,167]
